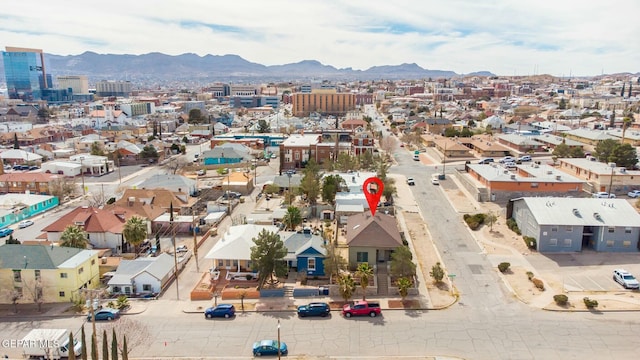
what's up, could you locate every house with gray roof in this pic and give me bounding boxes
[107,252,175,296]
[135,174,197,195]
[564,128,618,146]
[202,147,245,165]
[280,230,326,276]
[510,197,640,252]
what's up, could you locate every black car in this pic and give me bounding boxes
[297,302,331,317]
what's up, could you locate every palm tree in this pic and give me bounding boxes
[337,273,356,302]
[282,206,302,231]
[355,263,374,300]
[396,277,413,301]
[123,216,148,256]
[60,225,88,249]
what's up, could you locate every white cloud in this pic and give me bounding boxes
[1,0,638,76]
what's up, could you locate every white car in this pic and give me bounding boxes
[628,190,640,198]
[176,245,188,253]
[18,220,34,228]
[592,192,615,198]
[613,269,639,289]
[406,177,415,186]
[499,156,516,163]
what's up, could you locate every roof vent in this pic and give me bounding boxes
[572,208,580,217]
[556,175,562,180]
[593,212,602,221]
[510,174,516,180]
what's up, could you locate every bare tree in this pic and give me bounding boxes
[2,286,22,313]
[88,190,109,208]
[378,136,395,154]
[99,317,151,358]
[21,277,45,312]
[163,157,190,175]
[49,177,79,201]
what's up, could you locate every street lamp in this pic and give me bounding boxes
[79,156,85,195]
[286,172,292,205]
[277,319,281,359]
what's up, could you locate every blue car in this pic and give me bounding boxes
[0,228,14,237]
[252,340,287,357]
[204,304,235,319]
[87,308,120,321]
[297,302,330,317]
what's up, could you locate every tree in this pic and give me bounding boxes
[68,332,77,360]
[621,116,633,144]
[91,333,98,360]
[322,241,347,283]
[396,277,413,301]
[22,277,44,312]
[110,329,118,360]
[282,206,302,231]
[594,139,618,162]
[60,225,89,249]
[609,143,639,169]
[250,229,288,289]
[123,216,148,256]
[390,246,416,279]
[355,263,374,300]
[88,189,109,208]
[81,325,88,360]
[188,108,204,124]
[485,212,498,232]
[322,174,346,205]
[13,133,19,149]
[299,159,322,210]
[430,262,445,284]
[163,157,189,175]
[334,153,358,172]
[102,330,109,360]
[552,143,571,158]
[90,142,105,156]
[558,98,567,110]
[100,317,150,359]
[337,273,356,302]
[568,146,585,158]
[37,107,51,124]
[139,145,158,160]
[5,234,20,244]
[50,177,79,201]
[2,286,21,313]
[257,119,270,133]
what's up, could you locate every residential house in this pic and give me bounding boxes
[280,230,326,276]
[564,128,618,146]
[204,224,280,273]
[557,158,640,194]
[509,197,640,252]
[424,117,452,135]
[532,134,584,152]
[433,137,472,158]
[344,213,403,266]
[352,132,375,156]
[340,118,368,131]
[461,137,512,158]
[0,149,43,166]
[135,174,197,195]
[202,147,245,165]
[0,173,63,195]
[0,244,100,303]
[71,134,111,153]
[42,206,130,254]
[0,193,59,228]
[107,253,175,296]
[496,134,545,153]
[113,188,196,215]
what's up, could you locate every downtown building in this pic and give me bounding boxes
[1,46,50,101]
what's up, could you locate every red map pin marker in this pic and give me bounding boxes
[363,177,384,216]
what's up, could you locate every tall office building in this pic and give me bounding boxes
[1,46,49,101]
[57,75,89,94]
[95,80,132,98]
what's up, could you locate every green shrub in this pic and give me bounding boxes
[523,236,537,249]
[430,262,445,283]
[497,262,511,273]
[526,271,534,281]
[553,294,568,306]
[115,295,129,310]
[532,278,545,291]
[583,297,598,308]
[507,218,522,235]
[463,213,486,230]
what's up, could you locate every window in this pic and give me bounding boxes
[13,270,21,282]
[606,240,614,247]
[113,286,121,293]
[562,239,572,247]
[565,226,573,232]
[549,239,558,246]
[59,291,65,297]
[60,272,68,278]
[608,227,615,233]
[78,267,84,274]
[217,260,223,267]
[91,259,96,265]
[124,287,131,294]
[142,284,152,291]
[623,241,631,247]
[308,258,316,271]
[625,227,632,234]
[356,252,368,263]
[551,226,558,232]
[34,270,40,281]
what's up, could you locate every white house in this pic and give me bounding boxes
[204,224,280,272]
[107,253,175,296]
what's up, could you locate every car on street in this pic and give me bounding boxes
[517,155,532,162]
[88,308,120,321]
[406,177,415,186]
[478,158,494,164]
[252,340,287,356]
[204,304,235,319]
[628,190,640,198]
[613,269,639,289]
[297,302,331,317]
[431,176,440,185]
[341,301,381,318]
[196,169,205,176]
[18,220,34,228]
[176,245,188,253]
[499,156,516,163]
[592,192,615,198]
[0,228,14,237]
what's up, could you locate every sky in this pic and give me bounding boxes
[1,0,639,77]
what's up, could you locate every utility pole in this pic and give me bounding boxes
[192,207,199,272]
[80,156,86,195]
[170,202,179,300]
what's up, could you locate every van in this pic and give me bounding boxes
[413,154,420,161]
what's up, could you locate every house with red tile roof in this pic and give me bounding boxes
[42,206,134,254]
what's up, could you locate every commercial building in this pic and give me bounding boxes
[1,46,49,101]
[95,80,132,98]
[291,89,356,117]
[56,75,89,94]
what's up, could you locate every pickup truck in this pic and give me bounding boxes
[341,301,381,318]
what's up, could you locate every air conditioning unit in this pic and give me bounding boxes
[510,174,516,180]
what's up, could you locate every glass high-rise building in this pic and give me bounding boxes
[2,46,49,101]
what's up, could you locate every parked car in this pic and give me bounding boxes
[176,245,188,253]
[613,269,640,289]
[0,228,14,237]
[28,166,39,171]
[297,302,331,317]
[87,308,120,321]
[252,340,287,357]
[431,177,440,185]
[342,301,381,318]
[592,192,615,198]
[18,220,34,228]
[478,158,494,164]
[518,155,532,162]
[499,156,516,163]
[196,169,205,176]
[627,190,640,198]
[204,304,235,319]
[406,177,415,186]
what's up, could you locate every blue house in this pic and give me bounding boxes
[281,230,326,276]
[202,148,244,165]
[0,193,59,229]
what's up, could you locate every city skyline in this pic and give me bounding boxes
[1,1,639,77]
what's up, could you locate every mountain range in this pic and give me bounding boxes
[36,52,494,83]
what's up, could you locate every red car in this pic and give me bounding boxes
[341,301,381,318]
